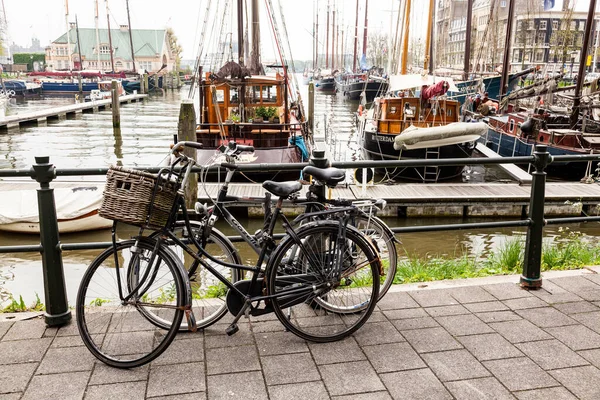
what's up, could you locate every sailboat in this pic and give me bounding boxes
[357,0,483,182]
[192,0,311,181]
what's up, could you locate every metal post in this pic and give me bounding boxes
[521,144,551,289]
[31,156,72,326]
[111,79,120,130]
[308,82,314,135]
[178,100,198,210]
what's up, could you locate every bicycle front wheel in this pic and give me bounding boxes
[76,239,185,368]
[266,222,380,342]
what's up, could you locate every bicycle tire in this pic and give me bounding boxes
[266,221,380,342]
[145,221,242,330]
[76,239,185,368]
[353,214,398,299]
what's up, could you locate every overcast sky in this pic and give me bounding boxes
[3,0,432,62]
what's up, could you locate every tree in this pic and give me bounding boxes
[367,32,389,69]
[166,28,183,71]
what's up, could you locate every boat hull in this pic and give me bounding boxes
[0,212,112,234]
[41,81,99,94]
[315,77,336,92]
[336,79,388,101]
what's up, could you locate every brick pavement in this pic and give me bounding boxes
[2,269,600,399]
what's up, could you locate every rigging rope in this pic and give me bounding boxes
[189,0,214,99]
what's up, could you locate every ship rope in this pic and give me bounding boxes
[188,0,214,99]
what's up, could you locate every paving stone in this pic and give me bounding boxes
[447,286,497,303]
[515,307,577,328]
[249,319,286,333]
[332,392,392,399]
[531,280,583,304]
[208,371,267,400]
[36,346,96,374]
[85,381,147,400]
[352,321,405,346]
[483,283,533,301]
[550,365,600,400]
[457,333,523,361]
[475,310,522,323]
[424,305,470,317]
[401,327,463,353]
[2,319,46,341]
[463,301,509,313]
[50,334,87,348]
[502,297,548,310]
[422,350,490,383]
[152,336,203,365]
[483,357,558,391]
[489,320,552,343]
[319,360,385,396]
[254,331,308,356]
[572,311,600,334]
[375,291,420,310]
[148,393,205,400]
[0,322,14,341]
[0,363,36,394]
[516,339,590,370]
[546,324,600,351]
[579,348,600,368]
[262,352,320,385]
[204,328,255,348]
[445,377,514,400]
[268,381,329,400]
[363,342,426,373]
[380,369,452,399]
[409,289,459,307]
[0,337,52,364]
[206,345,261,375]
[550,277,600,301]
[514,387,578,400]
[435,314,494,336]
[553,301,599,314]
[382,307,427,320]
[0,393,22,400]
[309,337,366,365]
[391,317,439,331]
[21,371,90,400]
[364,311,388,324]
[89,361,149,385]
[55,320,81,337]
[147,362,205,397]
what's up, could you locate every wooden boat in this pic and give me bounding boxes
[335,72,388,102]
[0,183,111,234]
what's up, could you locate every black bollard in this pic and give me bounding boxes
[521,144,552,289]
[31,156,72,326]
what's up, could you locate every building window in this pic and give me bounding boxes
[99,45,111,54]
[537,33,546,44]
[539,21,547,30]
[535,50,544,62]
[500,0,506,7]
[528,20,535,30]
[139,61,152,71]
[115,61,123,70]
[552,21,558,30]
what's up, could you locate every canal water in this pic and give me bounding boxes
[0,85,598,306]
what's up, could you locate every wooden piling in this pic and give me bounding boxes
[111,80,121,130]
[178,99,198,209]
[143,73,149,94]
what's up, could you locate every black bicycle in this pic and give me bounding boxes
[76,141,381,368]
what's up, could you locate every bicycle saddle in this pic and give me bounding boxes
[302,166,346,187]
[262,181,302,198]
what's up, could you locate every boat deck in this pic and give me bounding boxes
[0,93,147,130]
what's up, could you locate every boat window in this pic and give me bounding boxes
[261,85,278,103]
[215,89,225,104]
[230,88,240,103]
[509,119,515,132]
[447,108,453,116]
[389,107,397,114]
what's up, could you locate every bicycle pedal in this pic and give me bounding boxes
[225,324,239,336]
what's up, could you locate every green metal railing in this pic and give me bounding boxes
[1,145,600,326]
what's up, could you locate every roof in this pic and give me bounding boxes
[53,28,168,61]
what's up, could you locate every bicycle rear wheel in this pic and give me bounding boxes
[76,239,185,368]
[267,222,379,342]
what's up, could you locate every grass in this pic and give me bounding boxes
[2,293,45,313]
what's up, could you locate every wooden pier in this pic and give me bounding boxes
[2,179,599,219]
[0,93,147,131]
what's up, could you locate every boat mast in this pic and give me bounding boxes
[570,0,598,127]
[95,0,101,69]
[352,0,359,72]
[326,1,330,69]
[424,0,434,73]
[499,0,515,103]
[249,0,262,74]
[332,8,336,69]
[315,3,319,69]
[362,0,368,68]
[463,0,473,81]
[125,0,136,73]
[105,0,115,72]
[237,0,244,65]
[65,0,73,71]
[75,15,83,70]
[401,0,411,74]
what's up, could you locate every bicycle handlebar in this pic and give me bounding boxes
[171,141,204,154]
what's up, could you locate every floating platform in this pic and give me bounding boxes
[0,94,147,131]
[475,142,532,184]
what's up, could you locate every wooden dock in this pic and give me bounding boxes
[2,179,599,219]
[475,142,532,184]
[0,93,147,131]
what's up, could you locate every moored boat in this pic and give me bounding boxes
[335,72,388,102]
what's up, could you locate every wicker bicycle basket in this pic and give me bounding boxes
[99,166,179,230]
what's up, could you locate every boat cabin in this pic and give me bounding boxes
[374,97,461,135]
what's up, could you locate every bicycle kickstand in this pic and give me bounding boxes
[226,298,252,336]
